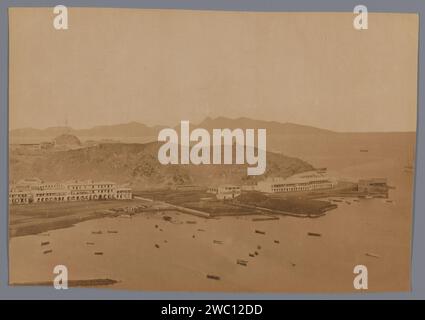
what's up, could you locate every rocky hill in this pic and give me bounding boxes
[9,142,314,190]
[53,134,82,146]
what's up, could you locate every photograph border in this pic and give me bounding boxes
[0,0,424,299]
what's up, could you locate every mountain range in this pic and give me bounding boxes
[9,116,417,189]
[10,117,334,141]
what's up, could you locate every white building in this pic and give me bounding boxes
[255,170,336,193]
[9,190,32,204]
[115,187,133,200]
[208,185,241,200]
[65,180,117,201]
[9,179,132,205]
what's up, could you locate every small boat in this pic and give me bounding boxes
[236,259,248,267]
[91,231,102,235]
[94,252,103,255]
[252,216,279,222]
[43,250,52,254]
[308,232,322,237]
[41,241,50,246]
[206,274,220,281]
[365,252,380,258]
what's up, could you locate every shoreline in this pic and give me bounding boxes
[9,183,388,238]
[10,278,119,287]
[9,196,336,238]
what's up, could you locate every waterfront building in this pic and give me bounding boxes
[9,179,132,205]
[255,170,336,193]
[9,190,32,204]
[208,185,242,200]
[358,178,388,193]
[115,187,133,200]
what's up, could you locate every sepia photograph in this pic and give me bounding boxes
[8,7,418,293]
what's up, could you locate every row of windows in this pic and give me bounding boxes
[271,181,333,188]
[9,194,29,198]
[40,184,64,190]
[9,198,29,203]
[116,194,132,199]
[35,193,67,197]
[70,189,114,194]
[10,193,133,205]
[35,194,119,202]
[271,183,333,192]
[12,189,125,198]
[68,184,114,190]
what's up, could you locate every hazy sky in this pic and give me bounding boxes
[9,8,418,132]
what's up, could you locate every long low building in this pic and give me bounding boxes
[9,178,132,205]
[358,178,388,193]
[255,170,336,193]
[207,185,242,200]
